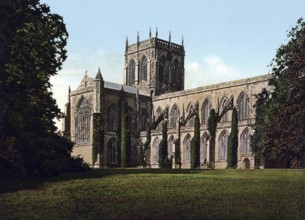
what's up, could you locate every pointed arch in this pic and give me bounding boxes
[240,127,251,155]
[237,92,249,120]
[168,135,175,157]
[183,133,192,163]
[75,96,91,144]
[152,137,160,164]
[201,98,211,124]
[220,97,228,122]
[158,56,167,85]
[218,130,229,161]
[139,55,147,82]
[169,104,180,129]
[127,59,135,86]
[107,104,117,131]
[186,102,194,127]
[107,138,118,165]
[201,132,209,162]
[155,106,162,130]
[171,59,180,86]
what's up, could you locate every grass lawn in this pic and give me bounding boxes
[1,169,305,220]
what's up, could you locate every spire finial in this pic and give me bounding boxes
[169,31,171,43]
[149,27,152,38]
[156,27,158,38]
[126,35,128,51]
[85,70,88,76]
[182,35,184,47]
[137,31,139,43]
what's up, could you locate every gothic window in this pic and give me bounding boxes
[75,96,91,144]
[241,128,251,155]
[186,103,194,127]
[152,137,160,164]
[107,138,118,165]
[201,132,208,162]
[127,59,135,86]
[139,56,147,82]
[183,134,191,163]
[140,109,149,131]
[171,59,180,86]
[168,135,174,157]
[201,99,211,124]
[158,56,166,84]
[219,130,228,161]
[220,97,228,123]
[169,104,180,129]
[126,107,133,131]
[237,92,249,120]
[155,106,162,130]
[107,104,116,131]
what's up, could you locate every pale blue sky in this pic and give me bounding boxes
[43,0,305,127]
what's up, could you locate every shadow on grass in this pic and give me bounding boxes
[0,168,204,194]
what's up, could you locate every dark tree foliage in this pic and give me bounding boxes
[92,113,103,166]
[252,18,305,168]
[0,0,89,177]
[159,121,168,168]
[208,109,217,168]
[227,107,238,168]
[191,113,200,169]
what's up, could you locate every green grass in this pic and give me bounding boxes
[1,169,305,219]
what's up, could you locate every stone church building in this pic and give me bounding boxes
[62,31,270,169]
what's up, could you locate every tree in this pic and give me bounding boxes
[159,121,168,168]
[227,107,238,168]
[208,109,217,169]
[0,0,88,177]
[191,113,200,169]
[252,18,305,168]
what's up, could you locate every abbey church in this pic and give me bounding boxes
[62,31,270,169]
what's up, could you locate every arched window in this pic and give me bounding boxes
[169,104,180,129]
[75,96,91,144]
[139,56,147,82]
[241,128,251,155]
[186,103,194,127]
[201,132,208,162]
[126,107,133,131]
[237,92,249,120]
[140,109,149,131]
[155,106,162,130]
[201,99,211,124]
[127,59,135,86]
[168,135,175,157]
[183,134,191,163]
[152,137,160,164]
[171,59,180,86]
[219,130,228,161]
[107,104,116,131]
[158,56,166,84]
[220,97,228,123]
[107,138,118,165]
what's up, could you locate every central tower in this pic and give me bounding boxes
[124,29,185,96]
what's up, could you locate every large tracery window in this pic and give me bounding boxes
[183,134,191,163]
[171,59,180,86]
[107,104,116,131]
[201,132,208,162]
[237,92,249,120]
[219,130,228,161]
[201,99,211,124]
[127,59,135,86]
[139,56,147,82]
[126,107,133,131]
[75,97,91,144]
[152,137,160,164]
[220,97,228,123]
[169,104,180,129]
[186,103,194,127]
[241,128,251,155]
[158,56,166,84]
[155,106,162,130]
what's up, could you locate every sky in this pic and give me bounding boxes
[42,0,305,128]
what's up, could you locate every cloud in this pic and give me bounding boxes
[185,55,241,89]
